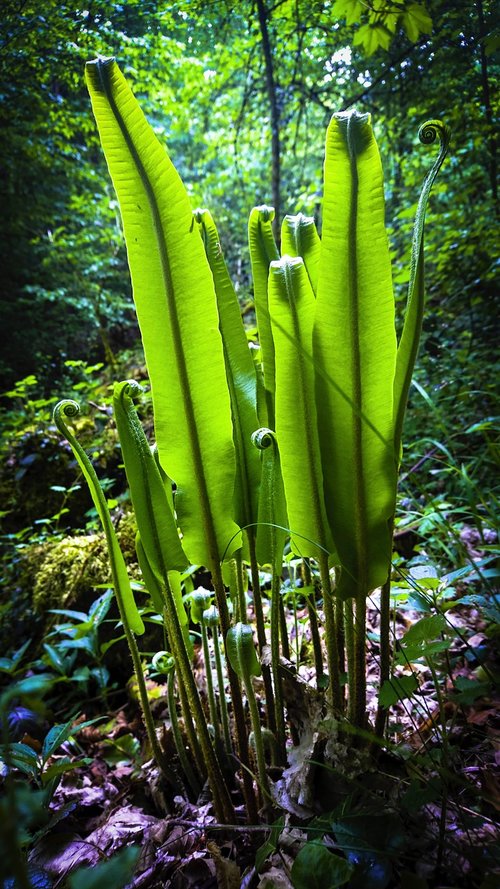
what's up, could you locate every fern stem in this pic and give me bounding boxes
[319,553,343,711]
[270,567,287,764]
[126,630,180,790]
[167,670,201,797]
[248,532,276,734]
[375,574,391,738]
[162,574,235,821]
[211,562,259,822]
[212,624,233,755]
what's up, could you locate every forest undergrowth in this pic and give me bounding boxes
[0,43,499,889]
[0,340,498,889]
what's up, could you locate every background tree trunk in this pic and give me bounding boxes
[256,0,281,239]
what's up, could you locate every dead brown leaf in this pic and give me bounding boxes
[85,804,161,854]
[170,853,215,888]
[257,866,294,888]
[480,768,500,810]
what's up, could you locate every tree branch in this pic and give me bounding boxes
[256,0,281,236]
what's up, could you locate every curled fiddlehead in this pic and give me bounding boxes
[393,119,451,460]
[418,119,451,149]
[53,398,79,425]
[152,650,175,676]
[251,426,276,451]
[53,400,144,635]
[118,378,143,402]
[250,427,287,567]
[412,119,451,265]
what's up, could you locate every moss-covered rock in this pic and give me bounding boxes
[32,534,109,613]
[31,512,140,614]
[0,511,141,657]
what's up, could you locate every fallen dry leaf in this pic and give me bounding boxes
[257,863,294,888]
[30,833,100,878]
[85,804,161,854]
[480,768,500,810]
[170,853,215,888]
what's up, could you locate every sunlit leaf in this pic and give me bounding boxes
[86,57,241,568]
[314,110,397,599]
[113,380,187,575]
[194,208,261,535]
[269,255,334,559]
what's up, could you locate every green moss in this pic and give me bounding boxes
[29,511,140,613]
[2,498,142,654]
[32,534,109,612]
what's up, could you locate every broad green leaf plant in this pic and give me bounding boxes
[53,56,449,822]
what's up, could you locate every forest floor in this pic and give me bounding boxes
[5,577,498,889]
[1,354,498,888]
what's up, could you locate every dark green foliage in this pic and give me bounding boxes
[292,841,353,888]
[2,0,497,409]
[0,1,150,386]
[1,2,498,884]
[68,846,141,889]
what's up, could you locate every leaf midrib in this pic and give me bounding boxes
[98,60,221,567]
[282,259,329,552]
[346,114,368,594]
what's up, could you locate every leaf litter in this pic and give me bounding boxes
[3,557,497,889]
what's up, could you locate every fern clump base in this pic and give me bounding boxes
[53,59,450,826]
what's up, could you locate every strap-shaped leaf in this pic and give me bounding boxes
[393,120,451,460]
[248,205,280,427]
[193,209,261,532]
[251,428,287,571]
[269,255,334,559]
[53,400,144,635]
[135,533,188,631]
[86,57,240,568]
[113,380,187,574]
[135,532,165,614]
[281,213,321,294]
[314,110,397,599]
[167,570,188,628]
